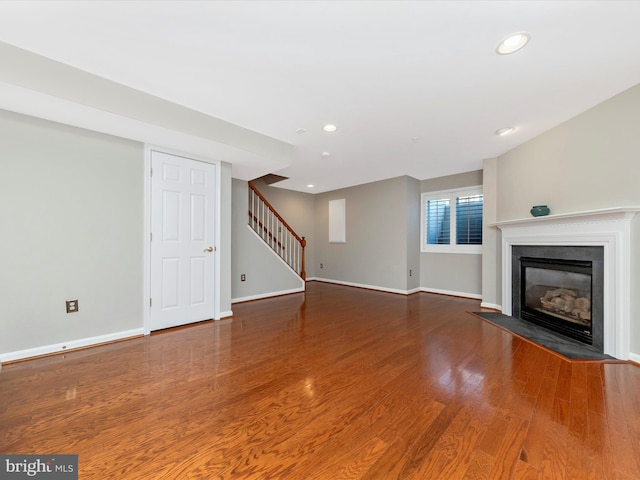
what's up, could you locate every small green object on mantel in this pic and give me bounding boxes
[530,205,550,217]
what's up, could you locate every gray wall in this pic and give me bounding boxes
[496,85,640,220]
[406,177,421,291]
[231,179,304,301]
[0,109,234,359]
[481,158,501,308]
[484,83,640,354]
[0,110,144,355]
[219,162,233,314]
[421,254,482,297]
[250,173,477,296]
[420,170,483,297]
[421,170,483,193]
[314,176,414,292]
[633,217,640,352]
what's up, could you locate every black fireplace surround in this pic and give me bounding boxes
[511,245,604,352]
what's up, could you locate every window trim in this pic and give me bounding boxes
[421,186,483,254]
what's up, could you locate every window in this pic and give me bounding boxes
[421,186,483,254]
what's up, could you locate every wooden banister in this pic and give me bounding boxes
[248,181,306,280]
[248,182,304,243]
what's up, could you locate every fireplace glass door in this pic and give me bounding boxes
[520,258,593,344]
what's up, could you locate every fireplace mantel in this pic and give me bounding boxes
[491,207,640,229]
[492,207,640,360]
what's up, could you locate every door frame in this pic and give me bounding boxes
[143,145,222,335]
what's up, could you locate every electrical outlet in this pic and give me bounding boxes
[320,263,323,269]
[66,299,79,313]
[409,269,413,277]
[241,274,246,282]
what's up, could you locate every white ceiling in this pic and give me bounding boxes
[1,1,640,193]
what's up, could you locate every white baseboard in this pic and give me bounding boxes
[628,352,640,364]
[480,302,502,311]
[313,277,411,295]
[0,328,144,364]
[232,286,305,304]
[218,310,234,319]
[310,278,482,300]
[420,287,482,300]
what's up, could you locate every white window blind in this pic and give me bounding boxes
[455,194,483,245]
[421,186,483,254]
[426,199,450,245]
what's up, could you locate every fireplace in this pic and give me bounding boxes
[511,245,604,351]
[493,207,639,360]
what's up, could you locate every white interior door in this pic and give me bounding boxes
[150,151,216,331]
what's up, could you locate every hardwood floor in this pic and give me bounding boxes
[2,282,640,479]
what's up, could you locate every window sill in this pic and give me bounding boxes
[421,245,482,254]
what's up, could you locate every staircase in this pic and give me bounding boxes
[248,181,306,280]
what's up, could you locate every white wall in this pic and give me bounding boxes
[0,42,293,182]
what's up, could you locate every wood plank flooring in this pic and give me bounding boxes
[2,282,640,479]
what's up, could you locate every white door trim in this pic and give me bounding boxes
[143,145,222,335]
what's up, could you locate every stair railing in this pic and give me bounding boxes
[248,182,306,280]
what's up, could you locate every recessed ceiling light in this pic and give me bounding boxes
[496,32,531,55]
[322,124,337,133]
[321,152,330,158]
[307,184,315,188]
[495,127,516,136]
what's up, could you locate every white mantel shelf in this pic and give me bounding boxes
[490,206,640,228]
[493,206,640,360]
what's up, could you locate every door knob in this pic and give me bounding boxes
[204,246,214,252]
